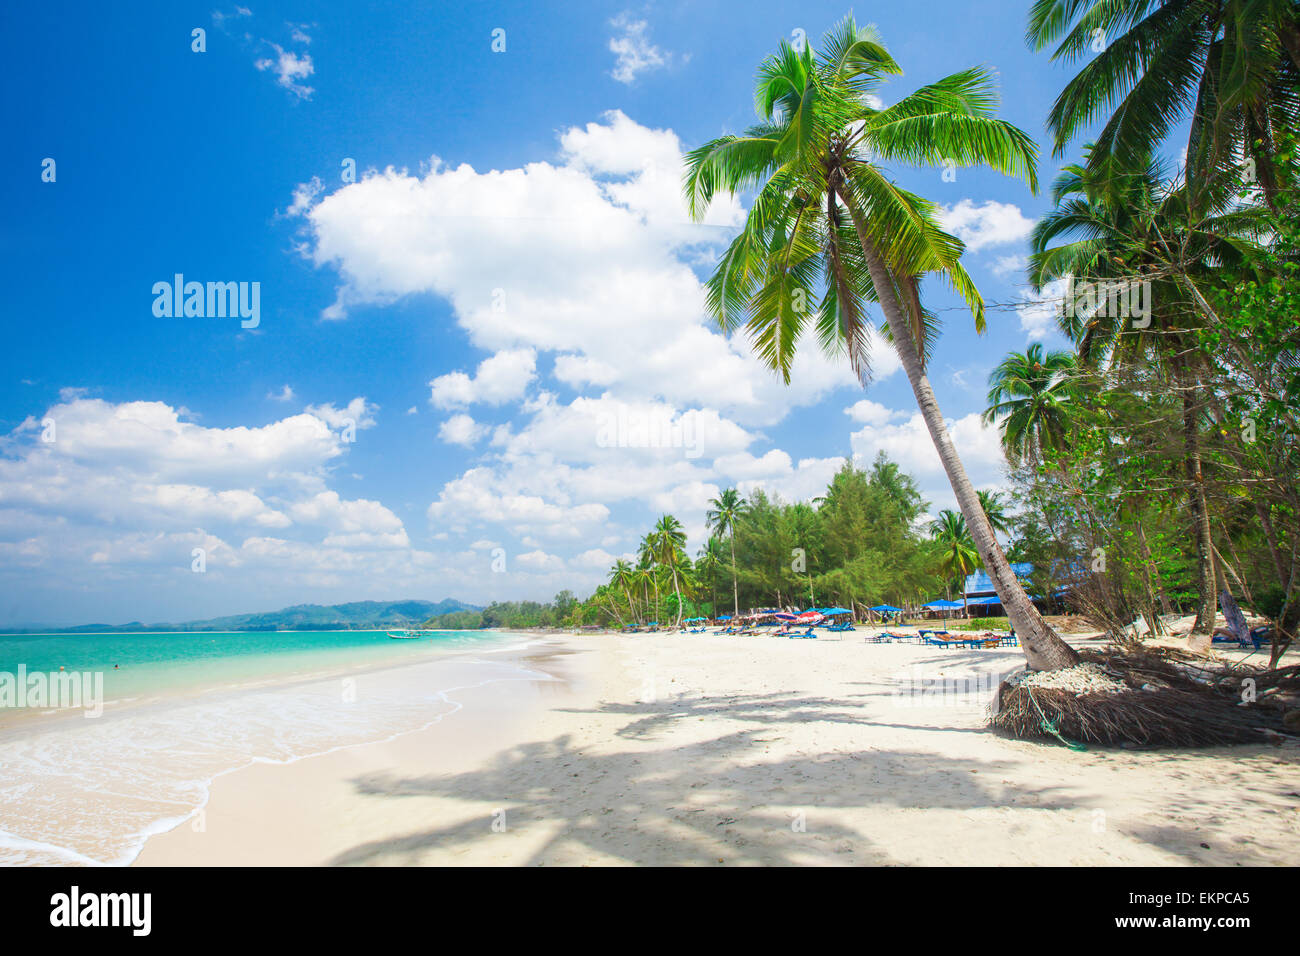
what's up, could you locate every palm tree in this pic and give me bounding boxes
[684,16,1078,669]
[1027,0,1300,209]
[636,536,660,624]
[696,537,726,618]
[610,559,637,622]
[1028,151,1267,632]
[650,514,689,627]
[633,564,655,625]
[930,509,980,617]
[976,489,1013,538]
[983,344,1084,466]
[706,488,749,618]
[593,582,626,627]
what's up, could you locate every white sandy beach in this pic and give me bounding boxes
[129,630,1300,866]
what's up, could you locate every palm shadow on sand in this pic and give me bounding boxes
[328,691,1066,866]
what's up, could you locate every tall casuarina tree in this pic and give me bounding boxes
[684,16,1079,669]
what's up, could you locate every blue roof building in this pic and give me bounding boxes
[963,563,1034,599]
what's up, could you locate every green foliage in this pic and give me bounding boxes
[572,455,948,623]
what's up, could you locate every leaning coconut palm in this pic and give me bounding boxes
[706,488,749,618]
[684,16,1077,669]
[983,344,1084,466]
[611,559,638,623]
[1027,0,1300,210]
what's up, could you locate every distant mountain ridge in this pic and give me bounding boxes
[2,599,481,634]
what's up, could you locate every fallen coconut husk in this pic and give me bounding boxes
[989,646,1292,748]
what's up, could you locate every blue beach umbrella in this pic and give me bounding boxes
[869,604,902,613]
[922,599,964,609]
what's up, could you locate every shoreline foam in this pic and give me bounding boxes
[0,631,553,866]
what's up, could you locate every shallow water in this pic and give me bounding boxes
[0,630,548,865]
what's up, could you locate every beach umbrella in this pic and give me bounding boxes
[820,607,852,616]
[921,599,963,609]
[717,615,731,621]
[869,605,902,613]
[795,611,824,624]
[773,612,797,621]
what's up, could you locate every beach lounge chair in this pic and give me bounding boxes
[923,631,963,648]
[789,626,817,639]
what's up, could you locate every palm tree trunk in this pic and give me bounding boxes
[1179,368,1217,633]
[840,195,1078,670]
[1136,522,1172,620]
[671,568,684,627]
[729,532,740,617]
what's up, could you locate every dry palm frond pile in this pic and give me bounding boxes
[989,646,1297,748]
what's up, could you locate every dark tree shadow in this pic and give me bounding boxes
[328,686,1300,866]
[328,691,1062,866]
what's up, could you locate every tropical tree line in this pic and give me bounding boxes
[986,2,1299,665]
[566,454,1016,628]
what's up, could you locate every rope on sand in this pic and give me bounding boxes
[1025,683,1088,752]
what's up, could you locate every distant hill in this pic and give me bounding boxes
[3,599,481,634]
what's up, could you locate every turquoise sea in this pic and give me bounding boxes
[0,629,507,709]
[0,629,551,866]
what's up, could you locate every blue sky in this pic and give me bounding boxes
[1,1,1099,626]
